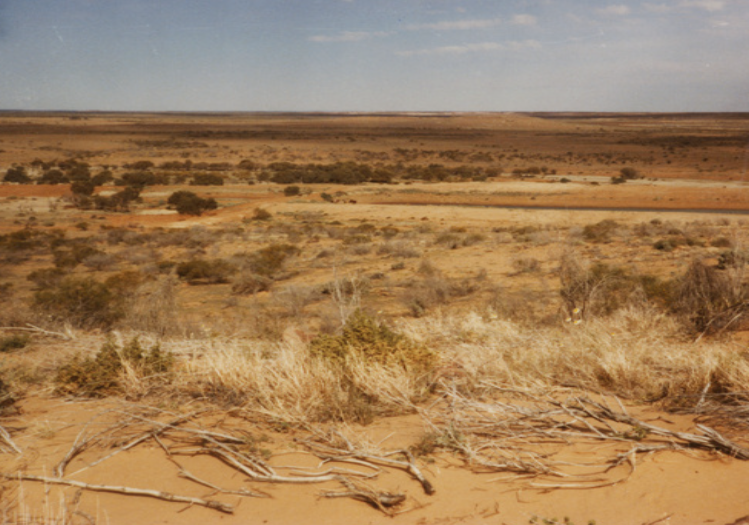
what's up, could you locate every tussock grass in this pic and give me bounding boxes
[175,334,426,423]
[121,306,749,425]
[400,307,749,404]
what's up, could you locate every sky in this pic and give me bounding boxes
[0,0,747,112]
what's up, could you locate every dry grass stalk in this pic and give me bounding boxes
[0,323,75,340]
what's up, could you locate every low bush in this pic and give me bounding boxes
[559,252,642,318]
[310,310,436,373]
[176,258,236,284]
[671,259,749,335]
[244,243,299,278]
[33,276,125,329]
[56,337,173,397]
[250,207,272,221]
[582,219,620,243]
[167,190,218,216]
[190,173,224,186]
[231,272,273,295]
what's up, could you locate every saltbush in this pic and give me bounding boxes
[310,310,436,373]
[56,338,173,397]
[176,258,236,284]
[33,276,124,329]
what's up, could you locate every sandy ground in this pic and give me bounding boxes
[3,395,749,525]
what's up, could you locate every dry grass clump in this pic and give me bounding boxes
[401,263,485,317]
[377,240,421,259]
[177,318,433,423]
[672,259,749,336]
[399,307,749,405]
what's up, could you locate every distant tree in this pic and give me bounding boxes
[3,166,31,184]
[167,190,217,216]
[93,186,141,212]
[124,160,155,170]
[283,185,301,196]
[91,170,114,186]
[38,169,69,185]
[619,167,639,180]
[237,159,258,171]
[118,171,166,188]
[71,180,95,196]
[67,165,91,182]
[190,173,224,186]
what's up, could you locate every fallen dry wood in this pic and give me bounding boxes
[419,387,749,488]
[209,447,344,484]
[322,479,407,516]
[0,424,21,455]
[301,433,435,495]
[557,397,749,460]
[2,473,235,514]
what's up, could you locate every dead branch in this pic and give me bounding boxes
[562,397,749,459]
[73,411,205,474]
[209,448,344,484]
[321,479,406,516]
[302,437,435,495]
[2,473,234,514]
[177,466,270,498]
[0,424,22,455]
[55,414,134,477]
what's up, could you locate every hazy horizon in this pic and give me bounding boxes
[1,1,748,113]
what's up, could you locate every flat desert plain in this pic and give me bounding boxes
[1,112,749,525]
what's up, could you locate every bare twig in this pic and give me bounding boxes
[321,479,406,516]
[0,424,22,455]
[302,438,435,495]
[3,473,234,514]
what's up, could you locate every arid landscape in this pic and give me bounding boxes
[2,111,749,525]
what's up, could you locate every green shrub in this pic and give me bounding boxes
[310,310,436,373]
[55,337,173,397]
[33,276,125,329]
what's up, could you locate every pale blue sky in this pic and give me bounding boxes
[0,0,747,111]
